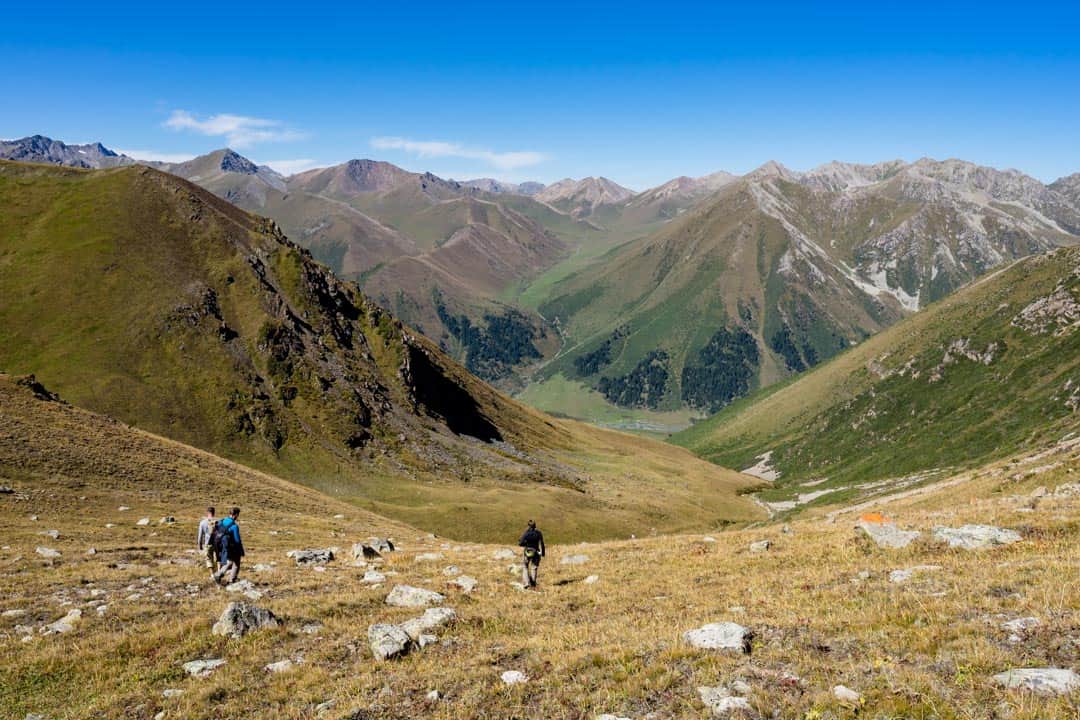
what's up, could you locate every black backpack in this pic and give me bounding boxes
[211,521,231,556]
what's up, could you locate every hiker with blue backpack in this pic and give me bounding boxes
[211,506,245,585]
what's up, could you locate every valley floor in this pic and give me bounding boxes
[2,400,1079,718]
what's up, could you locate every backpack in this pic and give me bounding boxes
[211,521,232,556]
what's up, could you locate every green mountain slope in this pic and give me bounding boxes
[0,160,762,540]
[531,161,1078,419]
[673,245,1080,509]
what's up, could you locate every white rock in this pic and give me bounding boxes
[136,517,150,526]
[597,715,632,720]
[442,565,461,576]
[118,506,130,511]
[584,575,600,584]
[683,622,753,653]
[992,668,1079,695]
[451,575,478,593]
[932,524,1021,550]
[182,658,225,677]
[1001,616,1040,634]
[560,554,589,565]
[368,623,412,661]
[162,689,184,698]
[426,690,440,702]
[362,570,387,584]
[385,585,445,608]
[333,514,345,519]
[264,659,295,673]
[2,609,26,618]
[40,609,81,635]
[697,686,751,716]
[224,579,263,601]
[501,670,528,685]
[417,633,438,648]
[399,607,457,640]
[211,602,280,639]
[857,519,921,549]
[41,529,60,539]
[833,685,862,704]
[702,536,717,543]
[493,548,516,560]
[749,540,771,552]
[888,565,941,583]
[35,547,61,558]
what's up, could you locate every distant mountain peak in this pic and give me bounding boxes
[0,135,132,169]
[218,148,259,174]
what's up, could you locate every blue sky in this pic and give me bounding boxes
[3,1,1078,188]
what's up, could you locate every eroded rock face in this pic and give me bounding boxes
[385,585,444,608]
[992,668,1079,695]
[683,622,753,654]
[211,602,280,639]
[932,525,1021,550]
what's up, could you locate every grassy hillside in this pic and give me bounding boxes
[3,372,1078,719]
[0,161,761,540]
[674,246,1080,508]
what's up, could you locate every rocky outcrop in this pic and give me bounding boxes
[211,602,280,639]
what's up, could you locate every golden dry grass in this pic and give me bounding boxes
[2,376,1078,719]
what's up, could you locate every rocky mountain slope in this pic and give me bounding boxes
[534,159,1080,416]
[0,159,760,540]
[459,178,545,195]
[674,243,1080,509]
[3,367,1078,719]
[535,176,636,217]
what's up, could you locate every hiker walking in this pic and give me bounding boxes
[518,520,545,588]
[197,506,218,573]
[211,507,245,585]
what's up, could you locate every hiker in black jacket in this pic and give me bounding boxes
[518,520,545,588]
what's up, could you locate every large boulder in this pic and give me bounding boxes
[992,668,1079,695]
[683,622,753,654]
[211,602,280,639]
[932,525,1021,550]
[368,623,412,661]
[856,516,920,549]
[287,548,335,565]
[385,585,444,608]
[399,607,456,641]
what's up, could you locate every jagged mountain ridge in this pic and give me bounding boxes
[0,135,135,169]
[536,158,1080,415]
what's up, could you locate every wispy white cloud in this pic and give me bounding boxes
[371,136,546,170]
[114,148,197,164]
[164,110,306,148]
[259,158,321,176]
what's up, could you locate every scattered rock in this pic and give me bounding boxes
[182,658,225,677]
[992,668,1079,695]
[368,623,412,661]
[399,607,457,641]
[560,554,589,565]
[287,548,335,565]
[40,529,60,540]
[118,506,130,511]
[1001,616,1040,640]
[385,585,445,608]
[40,609,81,635]
[683,622,753,653]
[353,543,382,561]
[264,659,295,673]
[136,517,150,526]
[888,565,942,583]
[224,579,263,601]
[856,515,921,549]
[251,563,275,572]
[414,552,443,562]
[442,565,461,576]
[300,623,324,635]
[584,575,600,584]
[749,540,771,553]
[211,602,280,639]
[932,525,1021,550]
[35,547,61,559]
[362,570,387,584]
[450,575,477,593]
[314,700,336,714]
[501,670,528,685]
[493,548,516,560]
[159,516,175,525]
[368,537,395,553]
[597,715,632,720]
[426,690,440,702]
[702,536,717,543]
[333,514,345,519]
[85,548,97,556]
[2,609,27,618]
[697,686,752,716]
[162,689,184,698]
[833,685,862,704]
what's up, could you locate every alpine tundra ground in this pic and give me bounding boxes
[1,376,1078,719]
